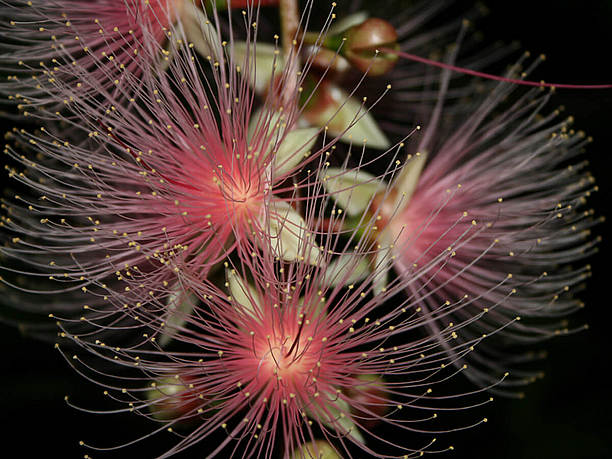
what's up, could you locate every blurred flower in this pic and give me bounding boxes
[0,0,219,111]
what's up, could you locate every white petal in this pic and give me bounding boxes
[263,200,320,264]
[323,253,371,288]
[391,151,428,213]
[180,2,223,60]
[159,287,198,347]
[273,127,319,178]
[226,268,260,319]
[247,107,286,144]
[290,440,341,459]
[321,167,382,217]
[305,85,390,149]
[232,42,284,94]
[158,40,176,72]
[372,246,391,296]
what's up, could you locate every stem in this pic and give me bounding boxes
[279,0,300,109]
[279,0,300,59]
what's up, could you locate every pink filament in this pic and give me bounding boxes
[381,47,612,89]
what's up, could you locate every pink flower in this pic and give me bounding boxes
[1,5,324,337]
[59,215,495,457]
[324,60,599,393]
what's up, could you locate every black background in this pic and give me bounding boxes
[2,1,612,457]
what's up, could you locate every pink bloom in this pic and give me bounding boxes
[352,64,599,393]
[0,6,324,336]
[59,217,496,458]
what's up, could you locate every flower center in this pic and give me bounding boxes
[254,320,319,390]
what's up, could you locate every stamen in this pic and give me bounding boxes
[382,47,612,89]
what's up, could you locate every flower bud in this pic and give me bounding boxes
[343,18,399,76]
[146,375,201,422]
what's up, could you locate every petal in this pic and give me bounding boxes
[372,246,391,296]
[272,127,319,178]
[180,2,223,60]
[247,107,285,144]
[304,84,390,149]
[328,11,370,35]
[159,286,198,347]
[232,42,284,94]
[290,440,342,459]
[263,200,320,264]
[391,151,428,213]
[226,268,260,319]
[323,252,371,287]
[321,167,382,217]
[306,392,365,445]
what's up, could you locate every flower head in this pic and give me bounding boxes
[58,199,498,457]
[0,2,326,337]
[324,57,599,393]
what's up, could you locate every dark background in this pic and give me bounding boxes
[2,1,611,457]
